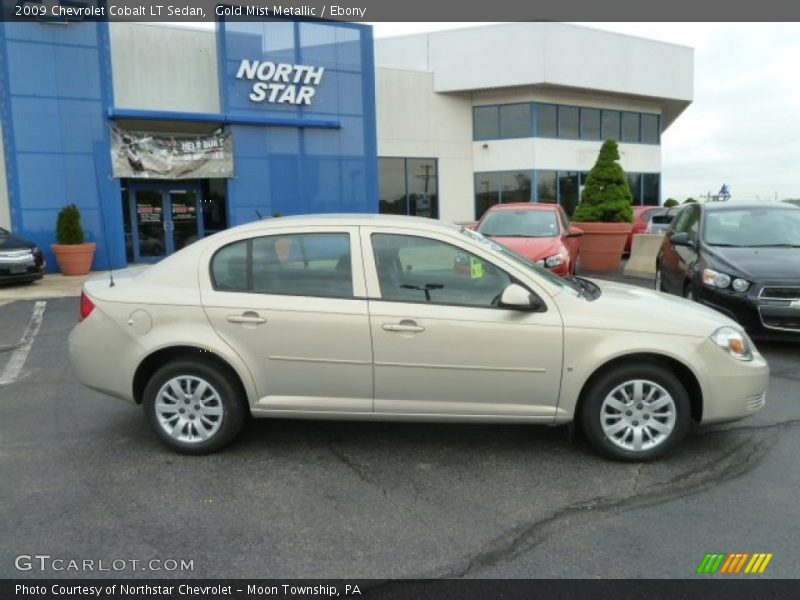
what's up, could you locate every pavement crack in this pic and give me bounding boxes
[429,428,779,579]
[327,431,388,498]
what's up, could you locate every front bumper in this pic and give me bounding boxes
[0,253,45,284]
[696,283,800,341]
[696,338,769,424]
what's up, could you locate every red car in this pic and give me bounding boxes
[474,203,583,276]
[626,205,664,253]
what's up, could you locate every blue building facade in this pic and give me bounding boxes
[0,19,378,271]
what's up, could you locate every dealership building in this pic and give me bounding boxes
[0,19,693,270]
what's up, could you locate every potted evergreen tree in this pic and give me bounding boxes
[571,140,634,271]
[51,204,96,276]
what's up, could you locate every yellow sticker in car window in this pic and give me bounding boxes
[470,257,484,279]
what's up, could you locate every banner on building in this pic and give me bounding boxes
[110,127,234,179]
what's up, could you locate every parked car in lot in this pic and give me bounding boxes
[474,203,582,276]
[626,206,664,252]
[0,226,45,284]
[656,202,800,340]
[69,215,768,461]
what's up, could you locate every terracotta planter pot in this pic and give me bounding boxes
[574,222,632,272]
[51,243,96,276]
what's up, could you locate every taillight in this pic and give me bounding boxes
[79,291,95,321]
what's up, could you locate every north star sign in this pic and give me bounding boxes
[235,60,325,105]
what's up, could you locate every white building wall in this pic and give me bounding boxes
[110,23,219,113]
[0,117,10,231]
[376,68,475,223]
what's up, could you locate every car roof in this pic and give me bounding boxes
[226,213,462,235]
[485,203,559,212]
[700,202,797,212]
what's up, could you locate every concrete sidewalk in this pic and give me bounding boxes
[0,266,149,304]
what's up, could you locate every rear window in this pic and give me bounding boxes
[211,233,354,299]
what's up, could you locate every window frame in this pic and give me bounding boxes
[208,230,361,300]
[367,232,539,311]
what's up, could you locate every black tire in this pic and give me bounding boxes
[143,359,246,454]
[580,363,691,462]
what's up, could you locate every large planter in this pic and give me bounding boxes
[575,222,632,272]
[51,242,96,276]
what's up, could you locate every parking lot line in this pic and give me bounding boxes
[0,300,47,386]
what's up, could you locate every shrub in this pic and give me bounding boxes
[664,198,679,207]
[55,204,85,245]
[684,197,697,204]
[572,140,633,223]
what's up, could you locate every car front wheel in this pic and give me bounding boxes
[580,363,691,461]
[143,359,246,454]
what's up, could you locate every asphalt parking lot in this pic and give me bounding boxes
[0,286,799,580]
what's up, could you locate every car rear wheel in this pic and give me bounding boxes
[580,364,691,461]
[143,359,246,454]
[655,266,664,291]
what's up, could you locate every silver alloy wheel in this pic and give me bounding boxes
[154,376,224,443]
[600,379,677,452]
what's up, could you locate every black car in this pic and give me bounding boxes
[0,227,46,284]
[656,202,800,340]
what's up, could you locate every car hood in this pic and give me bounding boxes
[704,245,800,280]
[560,279,740,337]
[0,233,35,251]
[488,235,562,260]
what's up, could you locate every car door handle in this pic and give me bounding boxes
[382,320,425,333]
[226,312,267,325]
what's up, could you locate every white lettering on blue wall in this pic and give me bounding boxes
[236,60,325,105]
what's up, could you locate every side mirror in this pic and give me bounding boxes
[566,226,584,238]
[500,284,545,311]
[670,232,694,247]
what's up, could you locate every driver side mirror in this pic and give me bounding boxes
[500,283,545,311]
[566,226,584,238]
[670,232,694,248]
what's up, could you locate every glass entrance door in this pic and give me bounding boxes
[128,183,203,263]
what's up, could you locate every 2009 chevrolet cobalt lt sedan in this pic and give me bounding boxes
[68,215,768,461]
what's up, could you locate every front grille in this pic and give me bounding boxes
[759,286,800,301]
[761,313,800,331]
[745,392,766,412]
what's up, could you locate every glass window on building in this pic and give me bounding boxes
[475,172,501,219]
[558,106,580,139]
[501,171,532,203]
[120,183,134,263]
[379,158,407,215]
[536,170,557,203]
[580,108,601,140]
[558,172,581,217]
[201,179,228,236]
[536,104,558,138]
[601,110,621,141]
[406,159,438,218]
[474,106,499,140]
[627,173,642,205]
[642,173,660,206]
[621,112,641,143]
[499,103,532,138]
[641,114,660,144]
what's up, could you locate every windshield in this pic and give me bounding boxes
[459,227,581,296]
[704,207,800,247]
[477,210,559,238]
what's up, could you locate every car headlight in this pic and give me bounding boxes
[703,268,731,289]
[544,253,565,268]
[731,278,750,292]
[710,326,753,361]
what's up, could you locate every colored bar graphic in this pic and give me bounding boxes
[698,552,773,575]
